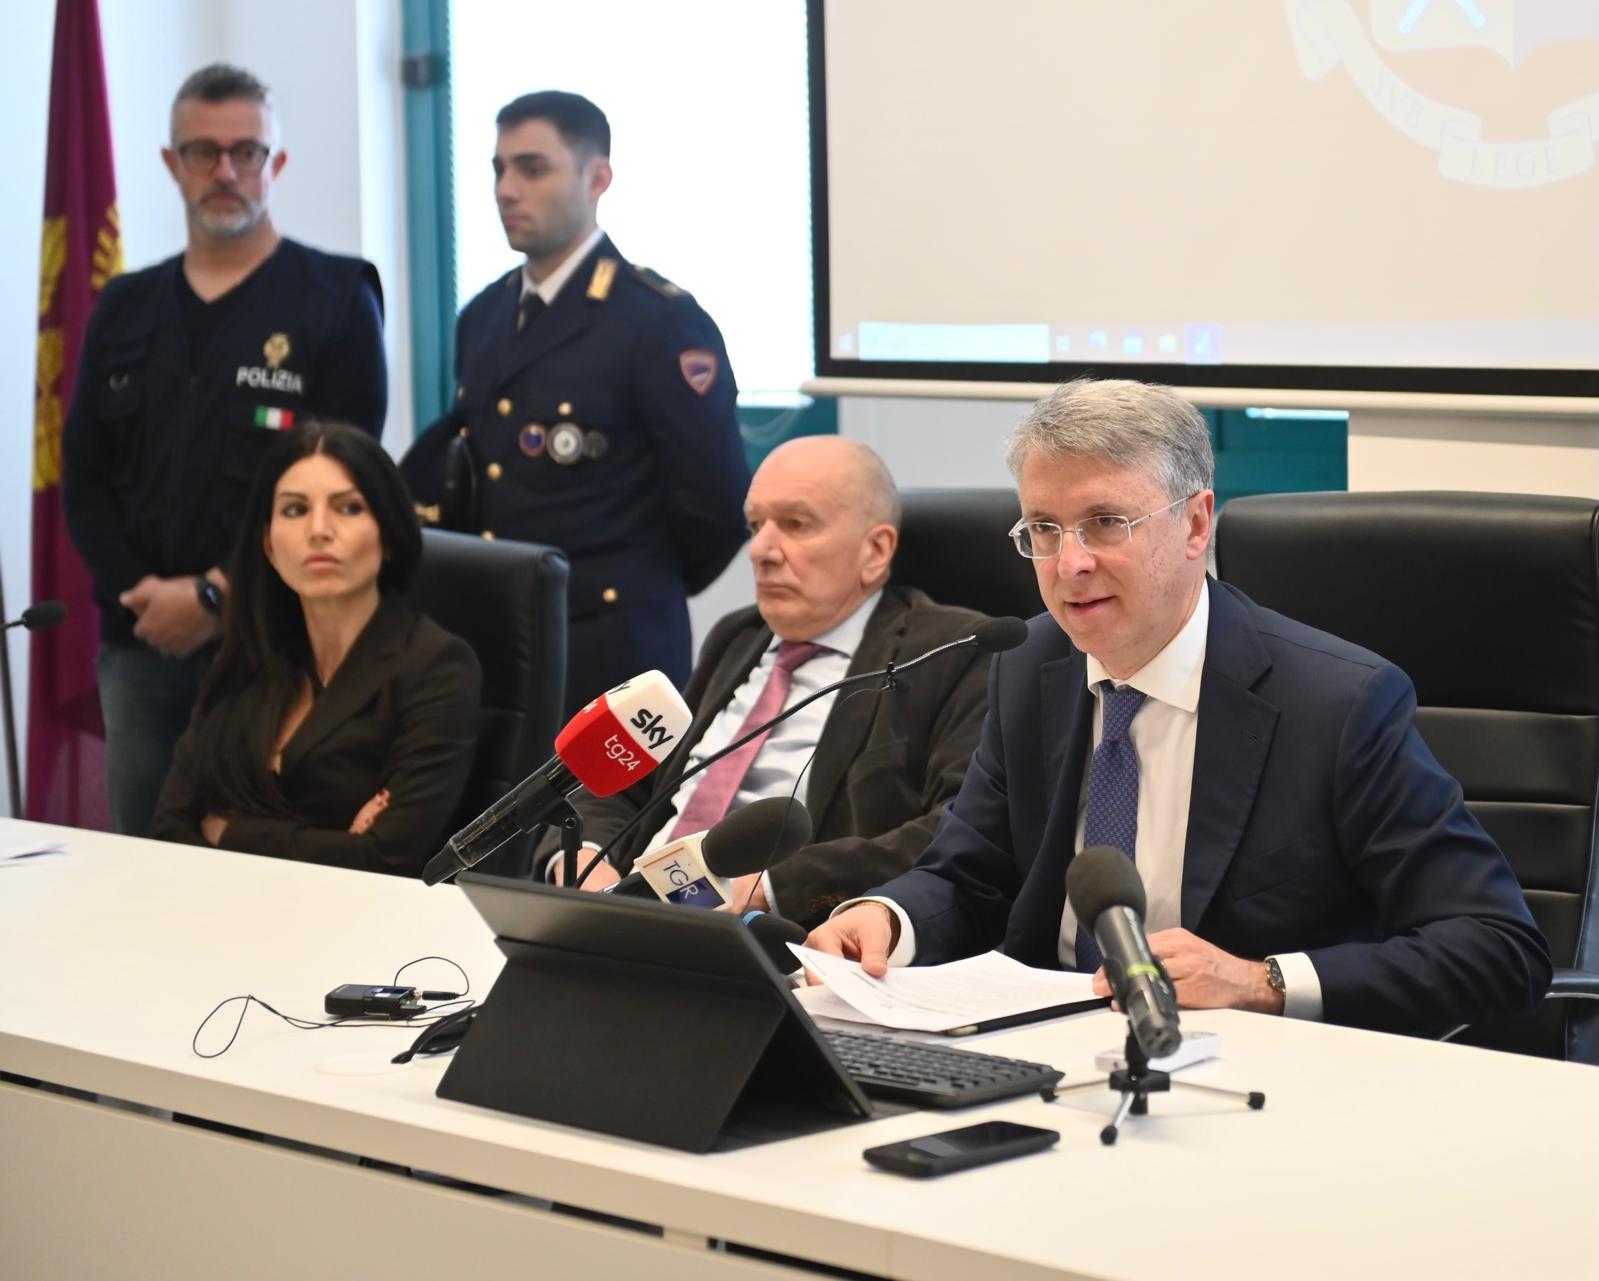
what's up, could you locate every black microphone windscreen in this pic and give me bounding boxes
[1066,845,1147,927]
[743,911,806,974]
[973,616,1028,653]
[702,797,813,877]
[21,600,67,631]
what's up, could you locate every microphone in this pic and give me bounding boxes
[423,670,692,886]
[741,910,806,974]
[606,796,813,906]
[580,616,1029,880]
[1066,845,1182,1060]
[968,615,1029,653]
[4,601,66,631]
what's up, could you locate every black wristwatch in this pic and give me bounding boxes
[195,576,224,616]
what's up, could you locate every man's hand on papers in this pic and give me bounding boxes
[804,903,898,979]
[1090,926,1284,1015]
[790,946,1101,1034]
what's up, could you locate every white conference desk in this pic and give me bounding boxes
[1,819,1595,1281]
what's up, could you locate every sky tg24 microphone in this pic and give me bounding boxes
[423,670,692,886]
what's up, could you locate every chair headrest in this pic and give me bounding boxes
[1216,491,1599,713]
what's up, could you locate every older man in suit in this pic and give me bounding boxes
[808,379,1550,1035]
[550,435,990,929]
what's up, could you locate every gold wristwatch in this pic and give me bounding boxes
[1264,956,1286,997]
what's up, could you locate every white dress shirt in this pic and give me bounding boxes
[858,581,1322,1020]
[636,592,882,909]
[520,225,606,305]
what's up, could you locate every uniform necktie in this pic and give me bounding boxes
[1075,682,1147,973]
[665,641,829,842]
[516,291,544,334]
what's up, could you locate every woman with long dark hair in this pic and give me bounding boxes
[152,422,481,875]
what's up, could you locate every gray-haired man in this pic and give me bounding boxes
[809,378,1549,1037]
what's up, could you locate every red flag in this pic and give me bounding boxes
[28,0,120,827]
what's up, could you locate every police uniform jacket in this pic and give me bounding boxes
[401,235,749,634]
[62,238,386,645]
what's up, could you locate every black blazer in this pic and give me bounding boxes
[561,586,991,927]
[880,580,1551,1035]
[152,598,482,877]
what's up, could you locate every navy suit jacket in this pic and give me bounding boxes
[878,580,1551,1035]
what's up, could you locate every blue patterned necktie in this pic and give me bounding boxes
[1075,682,1147,972]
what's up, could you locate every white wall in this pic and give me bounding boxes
[0,0,409,807]
[1348,412,1599,496]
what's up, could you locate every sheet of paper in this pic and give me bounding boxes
[789,945,1100,1033]
[0,837,67,867]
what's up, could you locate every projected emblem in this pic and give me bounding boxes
[1286,0,1599,187]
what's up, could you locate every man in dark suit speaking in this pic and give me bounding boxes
[550,435,990,929]
[808,379,1550,1034]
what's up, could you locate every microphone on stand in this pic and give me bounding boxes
[1057,845,1265,1145]
[422,670,692,886]
[4,601,67,632]
[575,616,1030,887]
[1,598,67,818]
[1067,845,1182,1060]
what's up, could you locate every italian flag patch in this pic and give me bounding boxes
[255,407,295,430]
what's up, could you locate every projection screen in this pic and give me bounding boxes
[809,0,1599,401]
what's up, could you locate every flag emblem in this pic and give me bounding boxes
[254,406,294,430]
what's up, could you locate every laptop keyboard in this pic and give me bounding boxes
[821,1029,1063,1108]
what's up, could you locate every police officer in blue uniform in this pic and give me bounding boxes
[401,91,749,719]
[62,65,386,837]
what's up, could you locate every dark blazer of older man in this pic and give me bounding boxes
[880,580,1550,1035]
[565,585,990,928]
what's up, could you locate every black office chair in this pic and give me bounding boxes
[891,488,1039,621]
[1215,491,1599,1063]
[410,530,569,878]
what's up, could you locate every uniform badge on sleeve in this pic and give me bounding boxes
[264,333,291,368]
[679,350,718,396]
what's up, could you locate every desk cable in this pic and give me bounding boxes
[191,955,473,1059]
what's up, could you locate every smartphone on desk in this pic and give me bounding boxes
[863,1121,1059,1178]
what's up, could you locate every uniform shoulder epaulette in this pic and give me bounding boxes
[621,262,688,300]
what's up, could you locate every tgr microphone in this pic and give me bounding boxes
[741,910,806,975]
[423,671,691,886]
[1066,845,1182,1060]
[605,796,813,907]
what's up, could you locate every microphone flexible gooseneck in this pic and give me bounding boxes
[572,617,1028,888]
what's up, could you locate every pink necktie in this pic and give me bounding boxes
[666,640,828,841]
